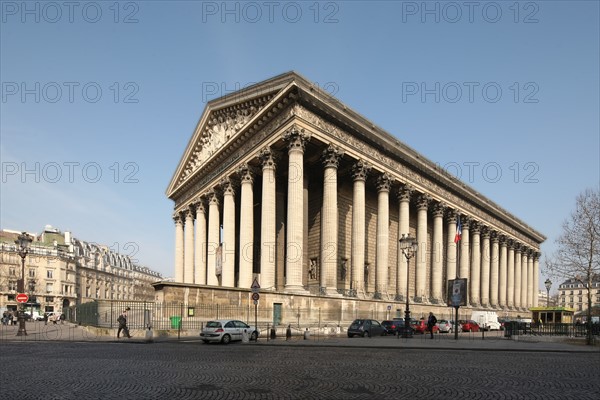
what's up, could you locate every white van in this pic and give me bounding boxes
[471,311,501,331]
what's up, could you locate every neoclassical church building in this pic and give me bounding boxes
[163,72,545,320]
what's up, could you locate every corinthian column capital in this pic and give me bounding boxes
[194,197,207,215]
[432,202,446,218]
[376,173,392,192]
[173,213,183,225]
[237,163,255,184]
[416,193,431,210]
[283,125,311,152]
[207,190,220,206]
[258,146,277,170]
[351,159,371,181]
[220,177,236,196]
[446,209,458,224]
[397,184,412,202]
[322,144,344,168]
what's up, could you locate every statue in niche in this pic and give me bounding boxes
[340,259,348,281]
[309,258,317,280]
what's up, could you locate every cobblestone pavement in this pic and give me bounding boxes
[2,339,599,399]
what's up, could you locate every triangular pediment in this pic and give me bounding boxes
[167,73,306,198]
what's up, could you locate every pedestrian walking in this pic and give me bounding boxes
[117,307,132,339]
[427,312,437,339]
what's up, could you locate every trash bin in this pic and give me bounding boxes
[169,316,181,329]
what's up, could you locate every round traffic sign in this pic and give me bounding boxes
[251,292,260,301]
[16,293,28,303]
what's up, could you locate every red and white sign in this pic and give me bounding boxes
[16,293,28,303]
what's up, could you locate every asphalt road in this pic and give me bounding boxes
[2,340,599,399]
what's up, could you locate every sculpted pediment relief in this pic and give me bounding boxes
[178,97,272,185]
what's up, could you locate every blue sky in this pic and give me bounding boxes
[1,1,598,292]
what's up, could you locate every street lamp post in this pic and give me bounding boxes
[15,232,33,336]
[399,234,418,338]
[544,278,552,307]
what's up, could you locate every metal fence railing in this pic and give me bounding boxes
[503,322,599,338]
[68,300,392,333]
[68,301,600,340]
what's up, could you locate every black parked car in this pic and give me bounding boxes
[382,319,405,335]
[347,319,387,338]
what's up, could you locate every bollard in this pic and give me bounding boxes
[145,326,153,343]
[270,326,276,340]
[286,324,292,341]
[304,328,310,340]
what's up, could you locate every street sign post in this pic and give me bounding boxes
[252,293,260,301]
[251,278,260,293]
[16,293,28,303]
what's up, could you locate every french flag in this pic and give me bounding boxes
[454,215,462,243]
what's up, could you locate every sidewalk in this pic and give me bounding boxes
[2,321,598,353]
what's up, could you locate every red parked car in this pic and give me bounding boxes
[460,320,480,332]
[410,318,439,334]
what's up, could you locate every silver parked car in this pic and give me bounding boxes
[436,319,453,333]
[200,319,258,344]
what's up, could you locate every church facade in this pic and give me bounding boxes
[163,72,545,321]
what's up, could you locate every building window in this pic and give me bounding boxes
[9,267,16,276]
[8,280,17,291]
[46,283,53,293]
[46,296,54,302]
[28,268,35,278]
[47,270,53,279]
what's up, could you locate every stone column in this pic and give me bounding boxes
[507,241,515,308]
[396,184,411,301]
[416,193,429,302]
[259,147,277,291]
[498,236,507,308]
[184,206,195,284]
[238,164,254,289]
[174,213,184,283]
[221,178,236,287]
[376,174,391,299]
[470,222,481,306]
[194,199,207,285]
[459,216,470,280]
[521,249,529,309]
[480,227,490,307]
[514,244,522,309]
[206,191,220,286]
[321,144,344,296]
[527,251,534,308]
[283,126,310,293]
[490,232,500,307]
[431,202,444,303]
[446,210,458,281]
[533,253,540,307]
[352,160,370,296]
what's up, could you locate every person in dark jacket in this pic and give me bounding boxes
[427,312,437,339]
[117,307,132,339]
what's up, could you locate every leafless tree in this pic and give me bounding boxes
[545,188,600,344]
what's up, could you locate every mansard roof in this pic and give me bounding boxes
[167,71,546,245]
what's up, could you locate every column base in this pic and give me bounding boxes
[325,289,343,297]
[284,285,310,295]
